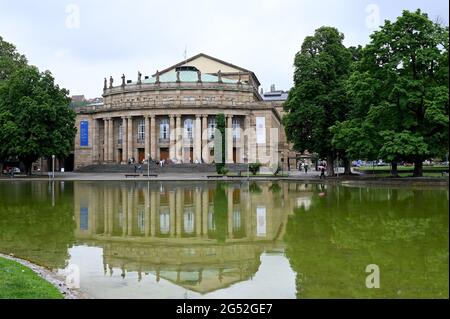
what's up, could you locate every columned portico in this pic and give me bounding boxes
[169,115,175,160]
[150,115,156,160]
[194,115,202,163]
[144,115,150,161]
[226,115,234,163]
[122,117,128,163]
[201,114,208,163]
[127,116,133,162]
[108,118,114,162]
[175,115,182,162]
[103,118,108,163]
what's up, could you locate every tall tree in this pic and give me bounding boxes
[334,10,449,177]
[0,66,76,174]
[0,36,28,82]
[283,27,352,176]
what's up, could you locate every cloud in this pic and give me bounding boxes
[0,0,448,98]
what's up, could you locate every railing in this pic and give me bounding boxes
[158,138,170,144]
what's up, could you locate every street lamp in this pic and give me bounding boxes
[52,155,55,180]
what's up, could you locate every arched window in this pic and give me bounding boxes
[184,118,193,140]
[160,118,169,140]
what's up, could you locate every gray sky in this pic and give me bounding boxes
[0,0,448,98]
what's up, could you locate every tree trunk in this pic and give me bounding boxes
[413,158,423,177]
[326,156,335,177]
[391,162,399,177]
[343,157,351,175]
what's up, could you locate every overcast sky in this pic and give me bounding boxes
[0,0,448,98]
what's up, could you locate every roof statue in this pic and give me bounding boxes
[217,70,222,83]
[121,74,125,87]
[237,72,242,84]
[155,70,160,84]
[137,71,142,85]
[197,70,202,83]
[176,70,180,82]
[109,76,113,88]
[104,77,107,90]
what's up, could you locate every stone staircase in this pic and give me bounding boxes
[76,163,249,174]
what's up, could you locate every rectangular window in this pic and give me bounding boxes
[160,118,169,140]
[137,119,145,142]
[208,118,216,140]
[118,123,123,144]
[232,118,240,139]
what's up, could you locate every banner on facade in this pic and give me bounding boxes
[256,117,266,144]
[80,121,89,146]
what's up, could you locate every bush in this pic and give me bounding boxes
[217,166,229,175]
[271,163,282,176]
[249,162,262,175]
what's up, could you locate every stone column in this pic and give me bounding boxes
[175,115,182,162]
[176,189,182,237]
[194,115,202,163]
[144,187,150,237]
[201,115,208,163]
[121,187,127,236]
[226,115,234,163]
[150,115,156,160]
[150,190,157,237]
[195,188,202,236]
[93,119,99,164]
[169,190,176,236]
[202,188,208,237]
[103,118,108,163]
[108,118,114,163]
[169,115,175,160]
[122,117,128,163]
[127,116,133,163]
[144,115,150,161]
[227,187,233,239]
[127,187,133,236]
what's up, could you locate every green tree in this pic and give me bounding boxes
[283,27,352,176]
[333,10,449,177]
[0,66,76,174]
[0,36,28,82]
[214,114,226,174]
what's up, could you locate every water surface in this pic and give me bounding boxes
[0,180,447,298]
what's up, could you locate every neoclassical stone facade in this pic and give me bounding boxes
[75,54,288,169]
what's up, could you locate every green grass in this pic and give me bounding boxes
[356,165,449,171]
[0,257,63,299]
[361,172,447,178]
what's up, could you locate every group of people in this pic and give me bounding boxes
[298,162,309,174]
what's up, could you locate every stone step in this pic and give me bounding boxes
[76,163,249,173]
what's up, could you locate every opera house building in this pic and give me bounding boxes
[74,53,294,170]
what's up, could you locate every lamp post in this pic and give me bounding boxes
[52,155,55,180]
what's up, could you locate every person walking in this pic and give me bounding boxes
[320,166,326,179]
[304,164,308,174]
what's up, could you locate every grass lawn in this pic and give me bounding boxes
[0,257,63,299]
[356,165,449,172]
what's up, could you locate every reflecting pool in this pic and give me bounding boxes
[0,180,448,298]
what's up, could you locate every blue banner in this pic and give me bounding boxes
[80,121,89,146]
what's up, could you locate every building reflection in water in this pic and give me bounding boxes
[73,181,312,293]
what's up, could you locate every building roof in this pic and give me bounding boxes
[153,53,261,87]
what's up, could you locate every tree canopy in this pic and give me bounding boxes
[283,26,352,175]
[0,36,76,174]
